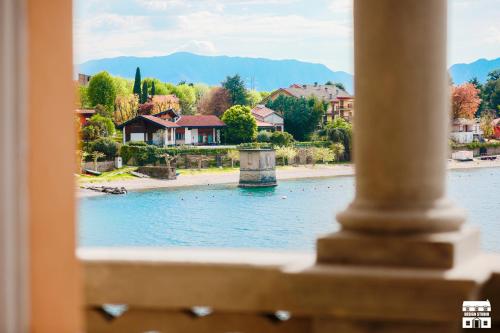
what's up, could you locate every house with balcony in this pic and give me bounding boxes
[117,111,225,146]
[450,118,483,144]
[251,104,284,131]
[264,83,354,123]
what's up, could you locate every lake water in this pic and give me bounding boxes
[79,167,500,252]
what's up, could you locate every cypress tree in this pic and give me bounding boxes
[151,81,156,96]
[141,81,148,104]
[133,67,141,96]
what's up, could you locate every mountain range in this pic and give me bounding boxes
[78,52,500,93]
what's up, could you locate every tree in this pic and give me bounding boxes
[112,76,134,97]
[151,81,156,96]
[87,71,117,113]
[256,130,271,143]
[133,67,141,96]
[311,147,335,166]
[226,150,240,168]
[114,95,139,123]
[91,151,105,171]
[221,105,257,144]
[483,70,500,116]
[89,137,120,160]
[480,110,495,138]
[173,84,197,115]
[275,146,297,166]
[266,95,324,141]
[198,87,231,117]
[451,83,481,119]
[247,90,263,107]
[270,131,293,146]
[330,142,345,160]
[81,114,115,141]
[322,118,352,160]
[222,74,248,106]
[141,81,148,104]
[325,81,346,91]
[76,85,92,109]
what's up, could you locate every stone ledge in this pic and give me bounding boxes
[316,226,480,269]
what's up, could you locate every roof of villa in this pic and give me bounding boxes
[117,114,179,129]
[251,105,277,120]
[452,118,475,125]
[175,115,226,128]
[256,120,275,128]
[280,84,352,101]
[152,108,179,118]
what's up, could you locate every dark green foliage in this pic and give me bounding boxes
[120,144,235,166]
[94,104,113,118]
[325,81,346,91]
[222,74,248,106]
[141,81,148,104]
[256,130,271,143]
[221,105,257,144]
[87,71,117,112]
[471,70,500,117]
[322,118,352,160]
[151,81,156,96]
[81,114,115,141]
[270,131,293,146]
[85,138,120,160]
[266,95,324,141]
[133,67,142,96]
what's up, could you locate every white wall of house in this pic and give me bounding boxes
[450,132,473,144]
[190,128,198,144]
[184,128,192,144]
[264,113,284,126]
[130,132,145,142]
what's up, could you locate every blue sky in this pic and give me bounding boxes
[74,0,500,73]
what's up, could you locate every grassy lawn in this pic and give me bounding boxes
[77,166,138,184]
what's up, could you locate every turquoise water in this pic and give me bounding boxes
[79,168,500,252]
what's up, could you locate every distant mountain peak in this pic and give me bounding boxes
[78,52,354,93]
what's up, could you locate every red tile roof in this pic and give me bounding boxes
[141,115,179,128]
[176,115,225,128]
[256,120,274,128]
[251,105,276,120]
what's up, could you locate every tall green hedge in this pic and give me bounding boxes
[120,144,235,166]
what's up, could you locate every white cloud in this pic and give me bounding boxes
[176,40,217,54]
[328,0,352,13]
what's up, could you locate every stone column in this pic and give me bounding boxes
[318,0,479,269]
[337,0,464,234]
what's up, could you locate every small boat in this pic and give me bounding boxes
[84,169,101,176]
[129,171,149,178]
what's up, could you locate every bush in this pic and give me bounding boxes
[256,130,271,142]
[81,114,115,141]
[221,105,257,143]
[270,131,293,146]
[120,144,237,166]
[89,138,120,160]
[128,141,147,146]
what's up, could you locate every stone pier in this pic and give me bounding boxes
[238,149,277,188]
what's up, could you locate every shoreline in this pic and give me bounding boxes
[78,159,500,198]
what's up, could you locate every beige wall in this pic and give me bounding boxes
[28,0,82,331]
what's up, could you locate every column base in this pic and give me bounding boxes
[336,199,466,233]
[317,226,480,268]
